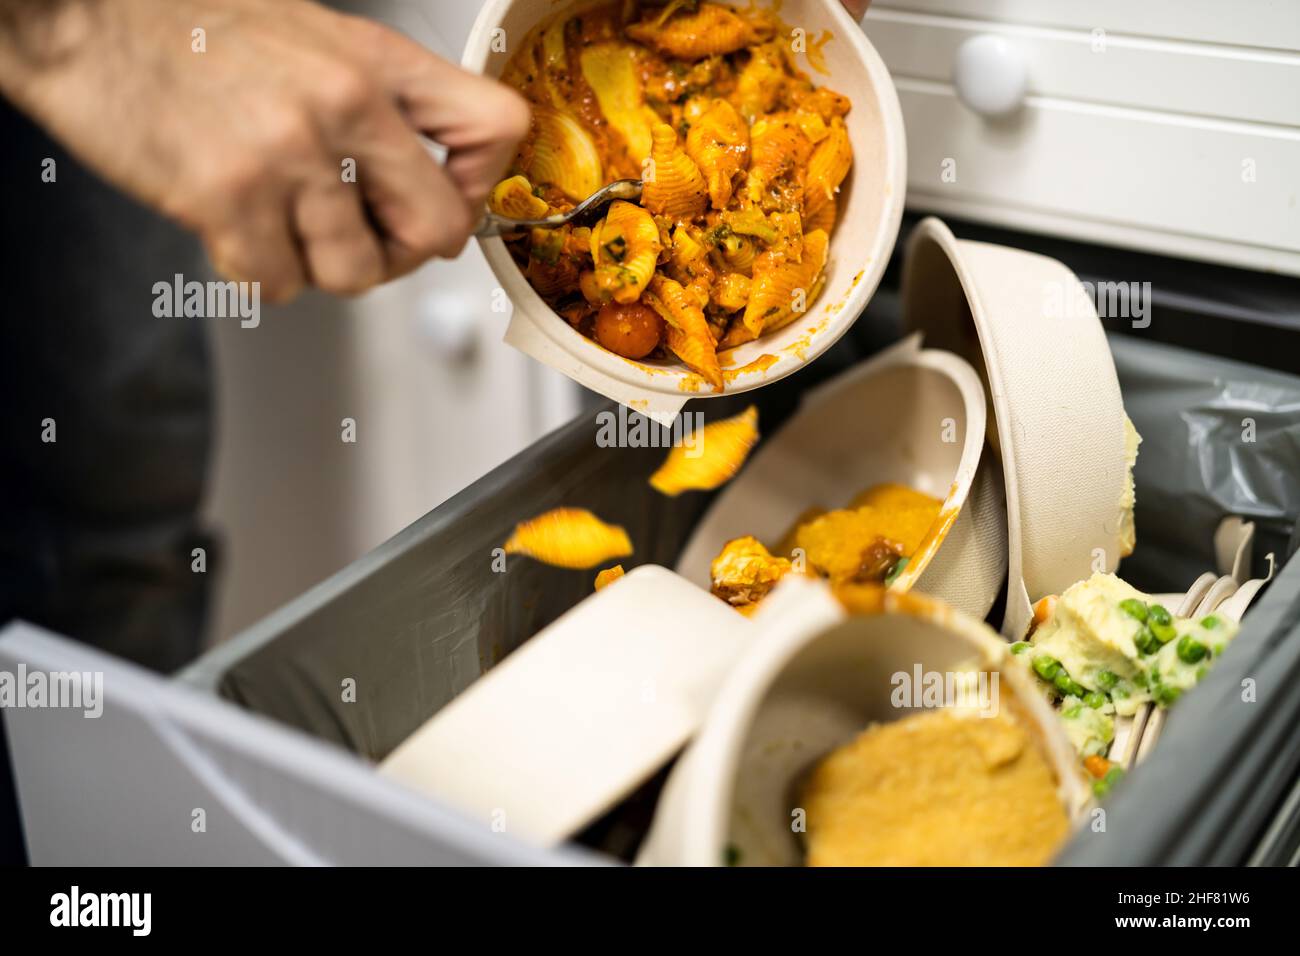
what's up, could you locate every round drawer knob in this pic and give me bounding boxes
[418,288,479,360]
[953,35,1027,117]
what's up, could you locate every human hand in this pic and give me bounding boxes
[0,0,530,300]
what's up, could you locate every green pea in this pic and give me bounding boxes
[1149,605,1176,643]
[1010,641,1032,655]
[1177,635,1208,664]
[1093,766,1126,799]
[1062,704,1082,719]
[1054,671,1086,697]
[1154,685,1181,707]
[1131,672,1148,690]
[1084,692,1107,709]
[1134,626,1160,655]
[1119,598,1149,622]
[1033,655,1061,682]
[1201,615,1222,630]
[1096,670,1119,691]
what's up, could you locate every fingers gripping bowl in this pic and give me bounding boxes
[464,0,906,424]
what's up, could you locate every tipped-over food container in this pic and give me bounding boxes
[379,564,756,846]
[902,217,1136,639]
[676,335,1008,620]
[464,0,907,425]
[638,576,1092,866]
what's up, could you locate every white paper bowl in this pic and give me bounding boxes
[379,565,756,846]
[902,218,1132,638]
[463,0,907,425]
[675,336,1006,622]
[637,577,1090,866]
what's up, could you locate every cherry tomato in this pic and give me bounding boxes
[593,302,664,359]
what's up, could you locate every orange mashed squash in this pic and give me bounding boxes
[801,707,1070,866]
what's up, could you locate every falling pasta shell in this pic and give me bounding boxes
[594,565,626,590]
[649,405,759,496]
[503,508,633,569]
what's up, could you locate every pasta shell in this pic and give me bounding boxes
[649,405,759,496]
[667,224,715,289]
[744,116,813,208]
[626,2,768,61]
[580,42,658,165]
[805,119,851,225]
[489,175,549,220]
[503,508,633,569]
[540,17,571,109]
[589,200,662,304]
[644,274,724,391]
[714,232,756,275]
[734,41,790,123]
[523,107,603,202]
[685,98,749,210]
[742,229,829,336]
[594,565,626,590]
[641,124,709,221]
[803,193,837,235]
[712,271,751,312]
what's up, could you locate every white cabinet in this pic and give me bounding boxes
[865,2,1300,274]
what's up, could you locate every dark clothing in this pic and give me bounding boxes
[0,98,216,862]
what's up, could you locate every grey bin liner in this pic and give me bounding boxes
[181,334,1300,863]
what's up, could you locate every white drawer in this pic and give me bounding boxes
[866,4,1300,275]
[874,0,1300,51]
[868,9,1300,126]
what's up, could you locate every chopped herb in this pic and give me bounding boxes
[602,236,628,262]
[1009,641,1032,655]
[884,557,909,586]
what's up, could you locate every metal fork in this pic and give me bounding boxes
[474,179,644,237]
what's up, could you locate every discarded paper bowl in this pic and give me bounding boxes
[379,565,756,846]
[463,0,907,425]
[902,217,1132,638]
[637,577,1090,866]
[675,337,1006,622]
